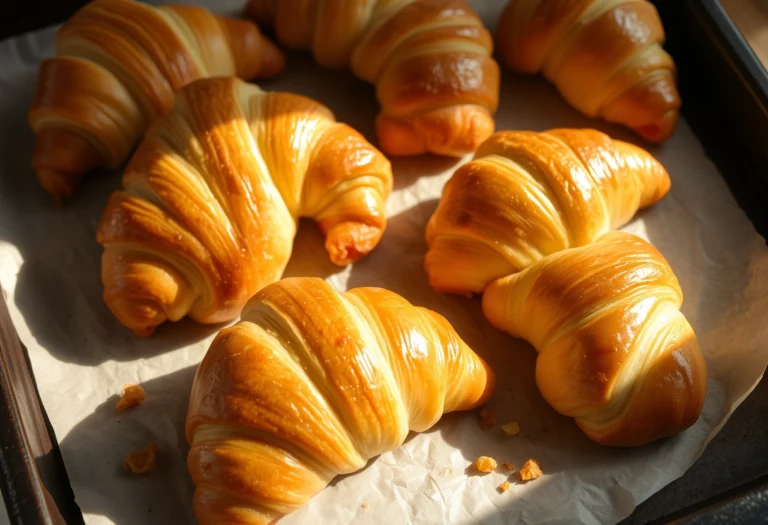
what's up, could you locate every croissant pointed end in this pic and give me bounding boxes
[577,332,707,447]
[376,105,494,158]
[218,16,286,79]
[31,127,104,204]
[634,109,680,143]
[324,221,385,266]
[35,168,77,206]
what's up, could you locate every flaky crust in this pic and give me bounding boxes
[96,78,393,336]
[28,0,285,204]
[425,128,670,295]
[245,0,500,157]
[186,277,495,524]
[496,0,680,142]
[482,233,706,446]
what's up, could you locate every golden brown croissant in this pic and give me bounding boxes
[482,232,706,446]
[186,277,495,524]
[245,0,500,157]
[28,0,285,204]
[96,77,393,337]
[425,128,670,295]
[496,0,680,142]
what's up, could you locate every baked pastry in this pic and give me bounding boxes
[496,0,680,142]
[245,0,500,157]
[425,129,670,295]
[482,232,706,446]
[28,0,285,204]
[186,277,495,525]
[97,77,393,336]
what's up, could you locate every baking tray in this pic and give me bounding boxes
[1,0,767,523]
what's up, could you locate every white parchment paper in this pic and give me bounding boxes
[1,1,768,524]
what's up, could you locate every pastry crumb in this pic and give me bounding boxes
[361,502,369,509]
[440,467,453,476]
[473,456,497,474]
[497,481,511,493]
[502,461,515,471]
[501,421,520,436]
[479,408,497,429]
[124,443,158,474]
[116,384,145,411]
[519,459,542,481]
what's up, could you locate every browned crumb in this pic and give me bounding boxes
[361,502,369,509]
[116,384,145,412]
[473,456,497,474]
[497,481,511,493]
[501,421,520,436]
[124,443,158,474]
[502,461,515,471]
[479,408,497,429]
[519,459,542,481]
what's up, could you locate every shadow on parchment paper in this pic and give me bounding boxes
[59,365,198,525]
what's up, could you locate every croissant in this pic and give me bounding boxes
[28,0,285,204]
[425,129,670,295]
[96,77,393,337]
[483,232,706,446]
[245,0,500,157]
[186,277,495,524]
[496,0,680,142]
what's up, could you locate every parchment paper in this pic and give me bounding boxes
[1,2,768,524]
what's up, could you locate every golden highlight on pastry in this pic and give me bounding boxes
[245,0,500,157]
[425,129,670,295]
[482,233,707,446]
[97,78,393,337]
[186,277,495,525]
[496,0,680,142]
[28,0,285,204]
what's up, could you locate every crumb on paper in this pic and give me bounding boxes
[501,421,520,436]
[502,461,515,471]
[473,456,497,474]
[479,408,497,429]
[116,384,145,411]
[497,481,511,493]
[519,459,542,481]
[124,443,158,474]
[440,466,453,476]
[361,502,369,509]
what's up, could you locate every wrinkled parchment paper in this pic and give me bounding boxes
[1,1,768,524]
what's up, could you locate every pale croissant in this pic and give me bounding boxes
[245,0,500,157]
[425,129,670,295]
[482,232,706,446]
[28,0,285,204]
[496,0,680,142]
[96,77,393,337]
[186,277,495,524]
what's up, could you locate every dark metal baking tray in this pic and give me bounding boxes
[1,0,767,523]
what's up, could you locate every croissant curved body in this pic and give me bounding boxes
[482,233,706,446]
[96,78,393,337]
[425,129,670,295]
[186,277,495,524]
[28,0,285,204]
[245,0,500,157]
[496,0,680,142]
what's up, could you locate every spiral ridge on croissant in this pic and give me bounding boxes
[425,128,670,295]
[28,0,285,204]
[186,277,495,525]
[245,0,500,157]
[496,0,680,142]
[96,77,393,337]
[482,232,706,446]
